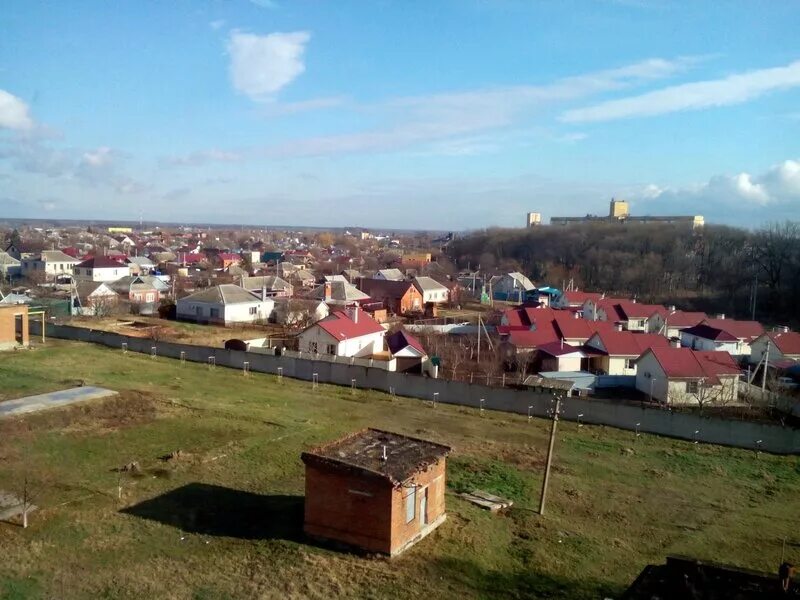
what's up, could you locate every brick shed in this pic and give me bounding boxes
[0,304,29,351]
[301,428,451,556]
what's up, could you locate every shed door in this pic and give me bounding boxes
[420,486,428,526]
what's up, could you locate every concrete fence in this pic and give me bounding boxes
[29,321,800,454]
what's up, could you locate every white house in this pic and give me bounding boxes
[635,347,740,406]
[176,284,274,325]
[241,275,293,298]
[750,330,800,366]
[297,307,385,358]
[648,310,707,338]
[21,250,80,280]
[0,251,21,281]
[584,330,670,376]
[681,318,764,358]
[412,276,449,304]
[374,268,405,281]
[73,282,119,316]
[73,256,130,282]
[272,298,329,327]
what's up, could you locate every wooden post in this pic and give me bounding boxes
[22,477,29,529]
[538,399,560,516]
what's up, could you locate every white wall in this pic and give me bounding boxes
[177,299,274,324]
[680,332,741,355]
[298,326,385,358]
[74,266,130,282]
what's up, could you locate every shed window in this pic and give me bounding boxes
[404,486,416,523]
[686,381,699,394]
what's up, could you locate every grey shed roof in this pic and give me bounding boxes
[413,276,449,292]
[301,428,451,486]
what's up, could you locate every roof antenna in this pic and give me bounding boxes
[381,445,387,461]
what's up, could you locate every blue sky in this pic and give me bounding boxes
[1,0,799,229]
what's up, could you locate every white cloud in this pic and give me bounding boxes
[0,89,34,130]
[81,146,114,167]
[635,159,800,214]
[209,19,226,31]
[227,30,310,100]
[562,59,800,123]
[260,57,698,157]
[163,148,243,167]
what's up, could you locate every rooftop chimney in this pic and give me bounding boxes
[381,445,387,461]
[323,281,332,301]
[616,323,623,332]
[668,305,676,312]
[670,338,681,348]
[716,313,726,320]
[261,284,267,302]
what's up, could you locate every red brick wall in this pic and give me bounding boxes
[399,287,424,315]
[0,305,28,347]
[389,459,447,554]
[304,464,394,553]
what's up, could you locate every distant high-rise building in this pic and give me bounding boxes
[609,198,629,219]
[526,212,542,227]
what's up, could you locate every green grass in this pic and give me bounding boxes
[0,340,799,599]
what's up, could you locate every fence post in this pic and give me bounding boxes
[121,342,127,354]
[312,373,318,390]
[150,346,157,360]
[208,356,216,370]
[277,366,283,382]
[243,361,250,376]
[180,351,186,364]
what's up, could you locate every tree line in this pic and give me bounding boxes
[446,221,800,327]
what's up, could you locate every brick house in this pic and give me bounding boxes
[301,429,451,556]
[357,278,423,315]
[0,304,29,350]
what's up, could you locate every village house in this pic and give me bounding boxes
[109,275,168,312]
[272,298,329,327]
[490,272,536,303]
[635,347,740,406]
[0,250,21,281]
[680,317,764,357]
[240,275,293,298]
[412,276,449,305]
[584,330,670,375]
[0,304,28,350]
[21,250,80,281]
[374,268,405,281]
[529,341,586,373]
[126,256,156,275]
[297,307,385,358]
[176,284,274,325]
[593,299,666,332]
[73,256,130,283]
[749,329,800,366]
[357,279,423,315]
[648,309,707,338]
[73,282,119,316]
[301,429,451,556]
[386,329,428,373]
[551,290,603,310]
[310,280,371,307]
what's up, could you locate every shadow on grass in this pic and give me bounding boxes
[121,483,303,541]
[427,557,620,599]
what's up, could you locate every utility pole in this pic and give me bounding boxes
[539,398,561,516]
[477,315,481,363]
[761,340,770,396]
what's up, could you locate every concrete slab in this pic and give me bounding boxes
[0,387,118,418]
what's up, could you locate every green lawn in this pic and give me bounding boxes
[0,340,798,599]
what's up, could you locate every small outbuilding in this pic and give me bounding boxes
[301,428,451,556]
[0,304,29,350]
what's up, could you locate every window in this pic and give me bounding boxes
[326,344,336,355]
[686,381,699,394]
[404,486,416,523]
[195,306,203,316]
[249,306,257,315]
[210,308,220,319]
[309,341,318,353]
[624,359,635,370]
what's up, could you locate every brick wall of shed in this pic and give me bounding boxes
[303,464,394,553]
[0,306,27,348]
[389,458,447,554]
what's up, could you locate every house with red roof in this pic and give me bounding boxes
[387,329,427,373]
[594,299,666,332]
[749,329,800,366]
[584,330,670,375]
[552,313,616,345]
[680,318,764,357]
[529,341,586,373]
[298,307,386,358]
[635,347,740,405]
[73,256,130,283]
[648,309,708,338]
[551,290,603,310]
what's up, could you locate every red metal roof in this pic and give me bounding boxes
[644,347,740,384]
[387,330,426,355]
[536,341,583,357]
[702,318,764,341]
[560,291,602,305]
[316,308,384,341]
[552,314,615,341]
[588,330,670,356]
[765,331,800,355]
[681,324,739,342]
[663,310,707,328]
[508,327,560,349]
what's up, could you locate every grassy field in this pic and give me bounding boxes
[0,341,798,599]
